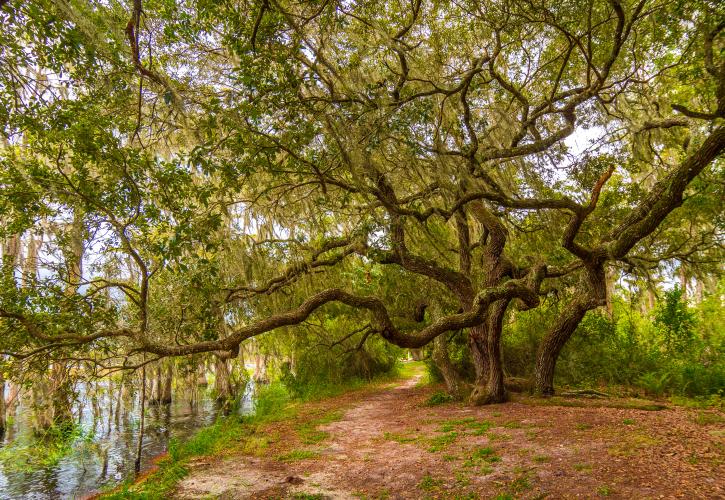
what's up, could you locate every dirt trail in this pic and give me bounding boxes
[175,369,724,499]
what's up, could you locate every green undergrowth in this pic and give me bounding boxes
[102,362,426,499]
[424,285,725,400]
[670,393,724,410]
[424,390,454,406]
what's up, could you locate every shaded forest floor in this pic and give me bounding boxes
[167,364,723,499]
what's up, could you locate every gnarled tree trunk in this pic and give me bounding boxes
[534,264,606,396]
[466,201,513,405]
[431,334,465,399]
[470,301,509,405]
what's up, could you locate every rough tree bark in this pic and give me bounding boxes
[470,300,510,405]
[534,263,606,396]
[467,201,511,404]
[604,266,616,319]
[214,355,233,402]
[431,334,465,399]
[161,363,173,404]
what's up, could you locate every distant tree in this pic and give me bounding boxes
[654,286,697,354]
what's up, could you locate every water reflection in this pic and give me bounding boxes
[0,381,255,499]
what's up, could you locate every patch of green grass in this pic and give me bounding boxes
[294,413,332,444]
[298,428,329,444]
[313,410,344,425]
[277,449,319,462]
[488,432,511,441]
[427,431,458,452]
[104,463,188,500]
[383,431,417,444]
[694,411,725,426]
[438,423,456,432]
[470,420,494,435]
[442,454,458,461]
[419,474,444,491]
[533,454,550,463]
[375,488,391,499]
[509,474,532,494]
[525,429,540,440]
[443,417,476,425]
[597,485,612,496]
[425,391,454,406]
[622,418,636,425]
[460,419,493,434]
[296,409,344,444]
[607,433,660,456]
[293,494,326,500]
[241,435,270,456]
[471,446,497,459]
[463,446,501,467]
[455,470,471,486]
[573,463,593,472]
[437,417,491,434]
[503,421,522,429]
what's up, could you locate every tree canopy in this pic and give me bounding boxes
[1,0,723,403]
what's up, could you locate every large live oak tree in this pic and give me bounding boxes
[1,0,723,403]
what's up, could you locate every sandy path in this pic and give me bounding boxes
[174,370,725,499]
[175,373,425,499]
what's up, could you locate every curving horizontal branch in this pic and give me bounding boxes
[223,236,363,303]
[1,266,545,358]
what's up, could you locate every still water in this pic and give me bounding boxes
[0,382,254,499]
